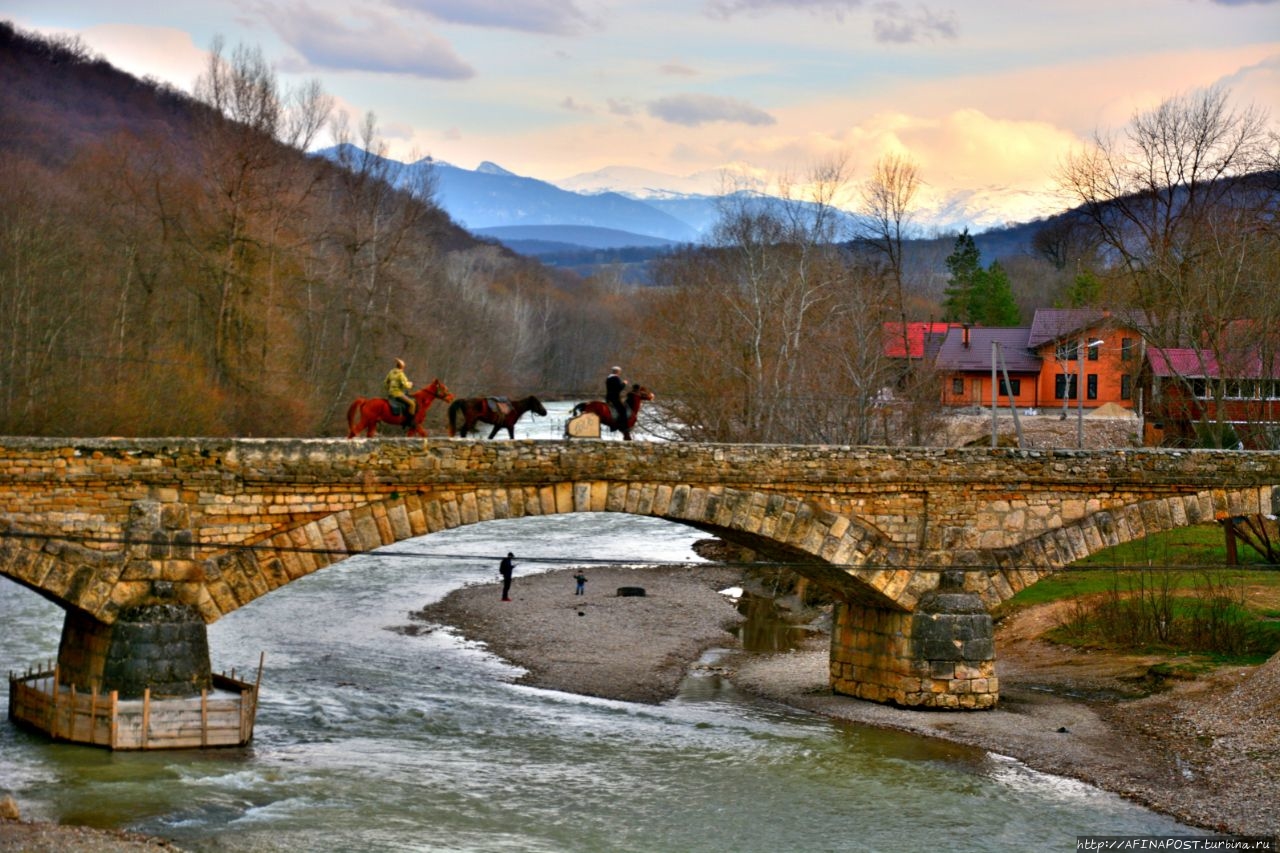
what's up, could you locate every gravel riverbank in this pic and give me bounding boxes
[412,562,1280,840]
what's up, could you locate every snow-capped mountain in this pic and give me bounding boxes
[315,145,1061,254]
[555,163,770,199]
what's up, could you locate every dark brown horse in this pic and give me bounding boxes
[569,384,655,441]
[447,395,548,439]
[346,378,454,438]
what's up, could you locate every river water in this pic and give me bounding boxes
[0,405,1195,851]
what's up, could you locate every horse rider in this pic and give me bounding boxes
[605,365,627,423]
[385,358,416,425]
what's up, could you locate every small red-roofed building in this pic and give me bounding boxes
[1145,343,1280,449]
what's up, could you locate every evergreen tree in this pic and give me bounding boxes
[942,230,1021,326]
[1058,270,1102,308]
[941,229,980,322]
[977,261,1021,326]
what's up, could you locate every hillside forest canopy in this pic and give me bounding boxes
[0,25,625,437]
[1,22,1277,443]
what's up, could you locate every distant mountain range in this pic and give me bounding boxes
[315,146,1057,258]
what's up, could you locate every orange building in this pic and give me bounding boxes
[921,309,1145,413]
[1146,344,1280,449]
[1026,309,1143,415]
[933,325,1042,409]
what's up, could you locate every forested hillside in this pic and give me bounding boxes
[0,22,628,437]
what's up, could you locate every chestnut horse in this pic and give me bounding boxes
[569,384,655,441]
[346,378,454,438]
[447,394,548,439]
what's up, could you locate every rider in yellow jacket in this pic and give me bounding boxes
[384,359,415,421]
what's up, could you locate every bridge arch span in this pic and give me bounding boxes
[976,485,1274,606]
[207,482,912,625]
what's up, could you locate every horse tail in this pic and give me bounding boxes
[447,399,461,437]
[346,398,363,438]
[571,402,587,417]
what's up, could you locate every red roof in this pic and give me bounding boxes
[1148,346,1280,379]
[884,322,961,359]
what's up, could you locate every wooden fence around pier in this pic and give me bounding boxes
[7,656,262,750]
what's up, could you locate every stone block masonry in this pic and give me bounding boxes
[1,437,1277,710]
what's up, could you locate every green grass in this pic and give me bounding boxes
[1005,523,1278,610]
[1000,524,1280,664]
[1071,522,1271,568]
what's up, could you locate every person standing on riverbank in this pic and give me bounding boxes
[499,553,515,601]
[573,572,587,595]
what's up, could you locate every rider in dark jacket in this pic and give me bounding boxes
[605,366,627,423]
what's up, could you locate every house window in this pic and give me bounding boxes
[952,378,964,396]
[1121,338,1135,361]
[1190,378,1207,398]
[999,378,1021,396]
[1121,374,1132,400]
[1055,374,1077,400]
[1087,342,1100,361]
[1232,380,1258,399]
[1087,374,1097,400]
[1056,342,1079,361]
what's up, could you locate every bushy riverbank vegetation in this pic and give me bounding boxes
[1001,524,1280,665]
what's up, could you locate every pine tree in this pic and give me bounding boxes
[941,229,981,322]
[977,261,1021,326]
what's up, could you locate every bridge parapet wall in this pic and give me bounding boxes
[2,438,1276,530]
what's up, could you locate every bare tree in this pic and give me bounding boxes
[1058,87,1277,447]
[635,159,903,443]
[859,153,920,358]
[184,39,336,429]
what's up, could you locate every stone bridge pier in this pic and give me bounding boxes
[830,571,996,709]
[2,437,1278,716]
[49,500,214,701]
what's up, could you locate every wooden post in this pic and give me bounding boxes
[89,687,99,747]
[200,689,208,748]
[109,691,118,749]
[248,652,266,742]
[50,667,60,740]
[141,688,151,750]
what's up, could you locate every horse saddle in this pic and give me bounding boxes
[486,396,513,417]
[388,397,410,418]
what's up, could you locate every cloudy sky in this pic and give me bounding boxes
[7,0,1280,223]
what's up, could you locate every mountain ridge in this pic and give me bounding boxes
[317,146,1057,255]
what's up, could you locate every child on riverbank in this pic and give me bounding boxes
[573,572,587,595]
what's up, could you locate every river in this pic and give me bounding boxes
[0,405,1196,851]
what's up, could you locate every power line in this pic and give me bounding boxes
[0,530,1261,573]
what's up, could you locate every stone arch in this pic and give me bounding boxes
[199,481,918,624]
[975,485,1275,608]
[0,519,127,618]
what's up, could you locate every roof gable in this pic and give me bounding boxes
[933,327,1040,373]
[1027,308,1144,349]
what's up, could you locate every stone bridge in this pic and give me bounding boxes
[2,437,1277,710]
